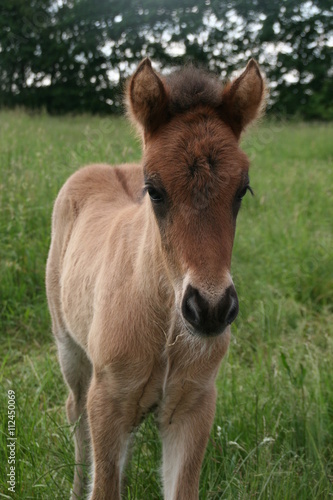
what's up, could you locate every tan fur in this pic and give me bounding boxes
[46,59,265,499]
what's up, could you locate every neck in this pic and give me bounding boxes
[132,197,174,308]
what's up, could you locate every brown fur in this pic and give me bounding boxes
[46,58,265,499]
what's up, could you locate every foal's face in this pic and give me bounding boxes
[144,111,250,336]
[127,58,265,336]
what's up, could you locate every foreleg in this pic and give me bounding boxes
[160,384,217,500]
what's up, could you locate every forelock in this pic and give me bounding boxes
[164,66,223,114]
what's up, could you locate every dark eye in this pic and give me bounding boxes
[147,186,164,203]
[238,185,254,201]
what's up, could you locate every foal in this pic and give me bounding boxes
[46,58,265,499]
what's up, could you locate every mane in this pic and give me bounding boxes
[164,66,223,114]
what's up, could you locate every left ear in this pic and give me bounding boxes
[220,59,266,139]
[126,58,169,137]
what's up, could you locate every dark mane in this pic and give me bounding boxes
[164,66,223,114]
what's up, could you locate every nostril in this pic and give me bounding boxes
[182,293,201,326]
[226,298,238,325]
[225,288,239,325]
[181,285,208,329]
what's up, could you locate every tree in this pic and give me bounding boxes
[0,0,332,118]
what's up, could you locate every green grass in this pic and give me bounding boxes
[1,111,332,499]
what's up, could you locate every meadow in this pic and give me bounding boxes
[0,110,332,499]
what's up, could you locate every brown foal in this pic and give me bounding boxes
[46,58,265,499]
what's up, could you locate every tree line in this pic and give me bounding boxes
[0,0,332,119]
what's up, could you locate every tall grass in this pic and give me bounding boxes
[1,111,332,498]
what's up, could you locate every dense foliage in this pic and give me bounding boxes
[0,0,332,118]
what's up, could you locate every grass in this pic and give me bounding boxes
[0,110,332,499]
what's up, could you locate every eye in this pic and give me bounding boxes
[238,185,254,201]
[146,185,164,203]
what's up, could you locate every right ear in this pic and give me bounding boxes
[219,59,265,139]
[126,58,169,136]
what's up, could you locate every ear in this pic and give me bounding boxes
[220,59,265,139]
[126,58,169,136]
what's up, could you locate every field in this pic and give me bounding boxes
[0,110,332,499]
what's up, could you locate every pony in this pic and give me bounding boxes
[46,57,265,499]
